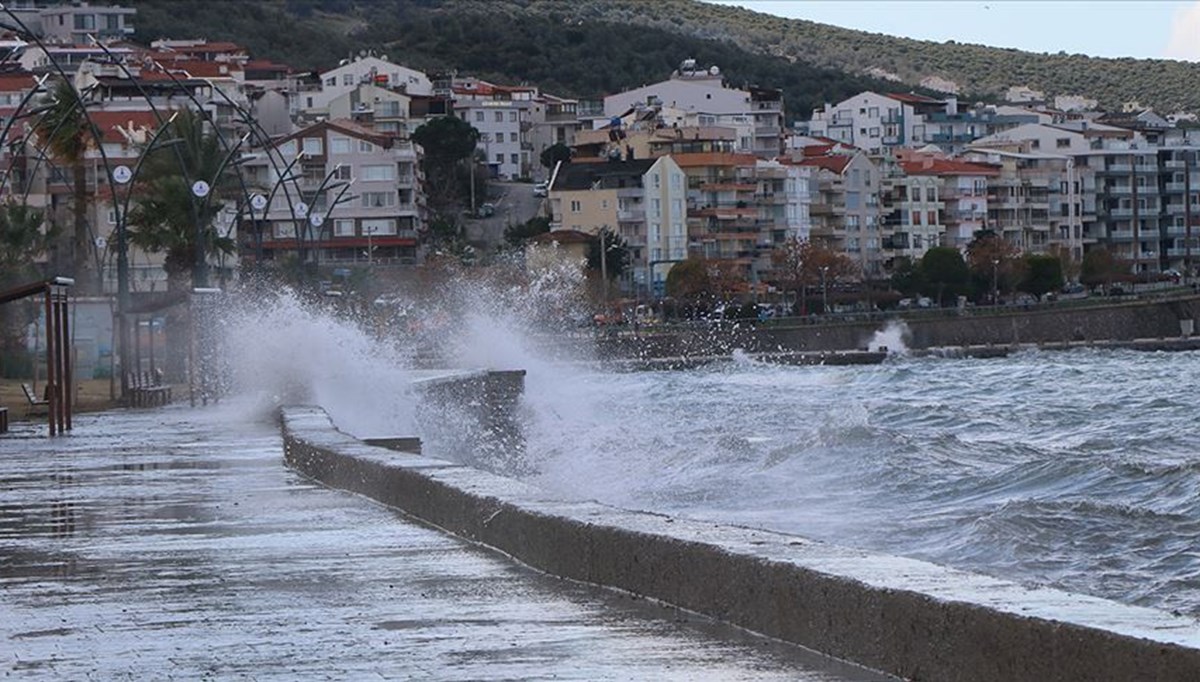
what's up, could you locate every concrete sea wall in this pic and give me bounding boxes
[282,398,1200,681]
[595,294,1200,357]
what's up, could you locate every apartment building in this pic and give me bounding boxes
[893,157,999,252]
[246,119,425,266]
[36,3,135,44]
[548,158,684,296]
[797,151,885,277]
[306,56,432,114]
[807,91,951,155]
[603,60,785,158]
[453,79,537,180]
[959,148,1091,261]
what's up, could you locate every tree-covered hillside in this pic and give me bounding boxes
[127,0,1200,116]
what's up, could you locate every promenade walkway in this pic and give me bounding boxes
[0,406,884,680]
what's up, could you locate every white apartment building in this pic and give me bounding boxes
[604,60,784,158]
[807,91,952,156]
[305,56,432,114]
[454,80,537,180]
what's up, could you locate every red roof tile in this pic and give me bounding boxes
[796,156,852,174]
[900,158,1000,176]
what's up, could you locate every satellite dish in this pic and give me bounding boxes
[709,65,720,76]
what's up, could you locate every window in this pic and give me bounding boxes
[1031,139,1041,149]
[672,199,683,214]
[325,77,336,86]
[334,219,355,236]
[649,224,660,241]
[362,218,396,235]
[278,140,297,157]
[475,111,484,122]
[570,200,581,213]
[303,138,323,156]
[106,14,120,31]
[358,140,374,153]
[107,209,117,224]
[509,111,517,122]
[275,222,297,239]
[927,210,937,225]
[511,132,519,143]
[331,137,350,154]
[495,153,503,163]
[334,166,352,180]
[306,97,313,108]
[913,210,922,225]
[651,198,661,216]
[671,173,682,189]
[74,14,95,30]
[510,153,518,164]
[868,107,879,117]
[869,127,880,137]
[362,164,395,181]
[495,112,504,122]
[1056,138,1071,149]
[361,192,396,208]
[342,74,354,86]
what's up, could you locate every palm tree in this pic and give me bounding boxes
[126,109,237,293]
[0,202,53,370]
[33,79,100,293]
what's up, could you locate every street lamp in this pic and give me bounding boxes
[820,265,829,314]
[991,258,999,305]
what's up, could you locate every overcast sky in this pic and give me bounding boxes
[707,1,1200,62]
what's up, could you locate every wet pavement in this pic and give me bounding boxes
[0,406,886,680]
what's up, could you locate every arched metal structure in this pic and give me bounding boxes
[0,10,316,409]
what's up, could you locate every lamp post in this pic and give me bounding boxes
[819,265,829,314]
[991,258,999,305]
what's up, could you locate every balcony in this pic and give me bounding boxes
[1108,230,1135,240]
[1106,163,1133,173]
[882,135,902,145]
[618,209,645,222]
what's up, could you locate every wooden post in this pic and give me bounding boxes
[58,286,72,431]
[43,287,56,436]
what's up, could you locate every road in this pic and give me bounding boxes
[462,181,547,252]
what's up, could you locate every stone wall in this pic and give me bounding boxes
[282,404,1200,682]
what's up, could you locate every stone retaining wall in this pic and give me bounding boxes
[282,405,1200,682]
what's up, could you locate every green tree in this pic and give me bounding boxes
[503,215,550,246]
[539,143,571,169]
[126,109,237,292]
[890,256,925,297]
[34,79,100,293]
[0,203,52,376]
[412,116,481,219]
[918,246,970,306]
[586,227,628,279]
[1020,254,1064,298]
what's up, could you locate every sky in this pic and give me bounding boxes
[709,1,1200,62]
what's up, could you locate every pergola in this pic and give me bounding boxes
[0,277,74,435]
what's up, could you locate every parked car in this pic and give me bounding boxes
[533,182,548,197]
